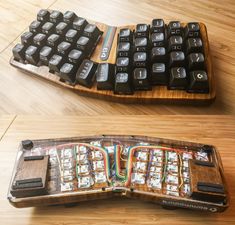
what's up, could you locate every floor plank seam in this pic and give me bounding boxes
[0,115,17,141]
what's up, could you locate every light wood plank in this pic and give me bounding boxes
[0,115,235,224]
[0,0,235,114]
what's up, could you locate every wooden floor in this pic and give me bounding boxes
[0,115,234,224]
[0,0,235,114]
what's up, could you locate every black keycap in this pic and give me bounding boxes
[57,41,72,55]
[119,28,132,42]
[168,21,182,36]
[39,46,54,65]
[48,54,64,73]
[25,45,40,65]
[188,53,205,70]
[116,57,130,72]
[135,24,149,37]
[37,9,50,22]
[63,11,77,24]
[96,63,115,90]
[117,42,131,57]
[188,70,209,93]
[47,34,61,48]
[12,43,26,61]
[169,51,185,67]
[151,19,165,33]
[55,22,69,35]
[76,36,91,53]
[33,33,47,47]
[133,68,151,90]
[169,67,188,89]
[168,35,183,52]
[185,22,200,38]
[50,10,63,23]
[151,32,165,47]
[59,63,77,83]
[68,49,83,65]
[21,31,34,46]
[186,38,203,54]
[134,37,148,52]
[29,20,41,33]
[73,17,88,31]
[42,22,55,35]
[65,29,79,43]
[75,59,97,88]
[151,47,166,62]
[133,52,147,67]
[151,63,167,85]
[114,73,133,95]
[83,24,101,39]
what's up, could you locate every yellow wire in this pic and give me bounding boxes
[178,153,184,189]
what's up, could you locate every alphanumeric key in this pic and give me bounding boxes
[96,63,115,90]
[75,59,97,88]
[151,47,166,62]
[114,73,133,94]
[134,37,148,52]
[135,24,149,37]
[151,32,165,47]
[65,29,79,43]
[12,44,26,61]
[169,67,188,90]
[39,46,54,65]
[29,20,41,33]
[168,35,183,51]
[68,49,83,65]
[188,53,205,70]
[83,24,101,40]
[133,52,147,67]
[151,63,167,85]
[185,22,200,38]
[117,42,130,57]
[49,10,63,23]
[76,36,91,53]
[37,9,50,22]
[25,45,40,65]
[63,11,77,24]
[42,22,55,35]
[168,21,182,36]
[57,41,72,55]
[151,19,165,33]
[133,68,151,90]
[47,34,61,48]
[56,22,69,35]
[33,33,47,47]
[21,31,34,46]
[116,57,130,72]
[119,28,132,42]
[186,38,203,54]
[188,70,209,93]
[59,63,78,83]
[73,17,88,31]
[48,54,64,73]
[169,51,185,67]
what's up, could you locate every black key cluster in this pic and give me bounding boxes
[12,9,102,84]
[113,20,209,94]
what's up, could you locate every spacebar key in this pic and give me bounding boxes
[75,59,97,88]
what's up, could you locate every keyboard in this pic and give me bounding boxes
[8,135,228,212]
[10,9,215,104]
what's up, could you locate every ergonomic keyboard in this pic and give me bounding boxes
[8,135,229,212]
[10,9,215,104]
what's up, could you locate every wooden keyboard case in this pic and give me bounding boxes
[10,20,216,104]
[8,135,228,212]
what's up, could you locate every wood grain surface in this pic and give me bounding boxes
[0,115,235,224]
[0,0,234,114]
